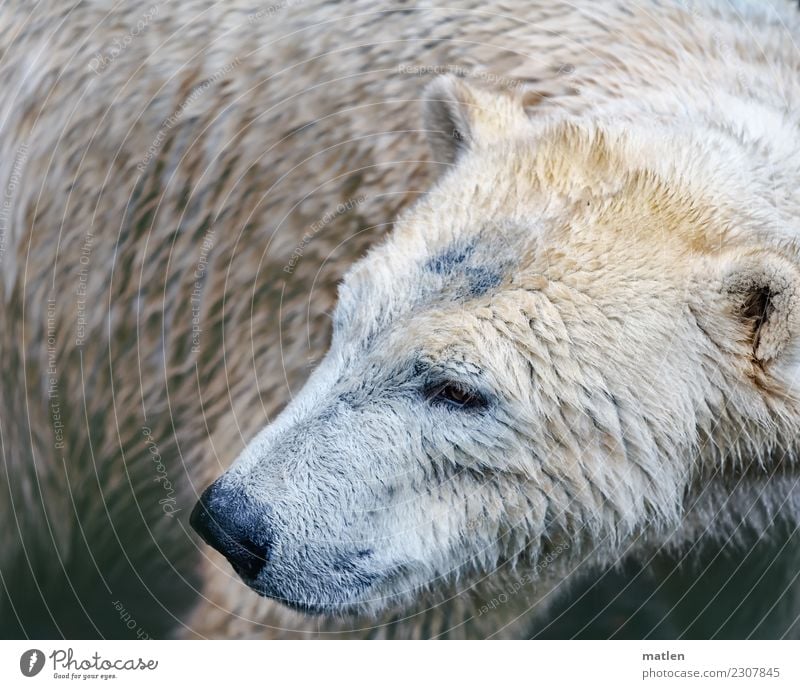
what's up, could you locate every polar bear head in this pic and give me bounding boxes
[191,76,800,617]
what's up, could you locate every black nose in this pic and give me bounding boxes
[190,481,270,580]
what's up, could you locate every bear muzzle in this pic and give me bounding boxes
[190,481,272,581]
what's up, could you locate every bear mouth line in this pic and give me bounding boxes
[242,563,411,616]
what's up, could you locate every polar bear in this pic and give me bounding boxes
[190,0,800,638]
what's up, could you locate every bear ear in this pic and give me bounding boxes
[422,75,479,167]
[706,249,800,372]
[422,75,525,168]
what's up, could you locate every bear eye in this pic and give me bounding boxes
[423,381,488,410]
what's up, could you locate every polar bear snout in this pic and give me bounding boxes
[190,481,272,581]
